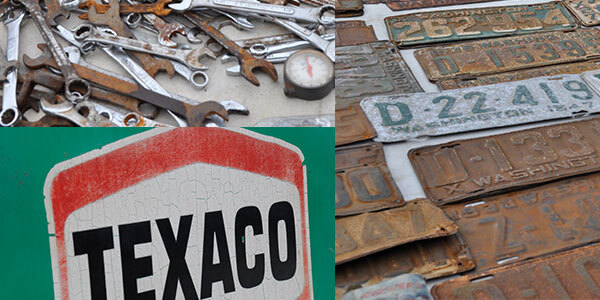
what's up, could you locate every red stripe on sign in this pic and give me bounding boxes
[50,128,309,299]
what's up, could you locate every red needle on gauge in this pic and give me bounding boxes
[305,56,313,78]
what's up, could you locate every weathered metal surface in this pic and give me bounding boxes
[335,198,457,264]
[564,0,600,26]
[335,234,474,299]
[335,0,363,18]
[341,273,432,300]
[582,70,600,96]
[432,242,600,299]
[336,142,403,216]
[415,28,600,82]
[438,60,600,90]
[335,21,377,47]
[361,0,494,11]
[361,74,600,143]
[336,41,423,109]
[335,104,377,146]
[385,2,576,47]
[410,117,600,205]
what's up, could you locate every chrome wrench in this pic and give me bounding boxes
[265,16,334,62]
[89,100,174,127]
[169,0,334,26]
[249,32,334,56]
[0,9,24,127]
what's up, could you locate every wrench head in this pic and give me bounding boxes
[220,100,249,115]
[186,47,217,70]
[157,22,185,48]
[22,44,55,69]
[168,0,191,11]
[182,100,229,127]
[240,57,278,87]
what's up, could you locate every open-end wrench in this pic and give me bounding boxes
[23,44,229,126]
[184,11,277,86]
[169,0,334,26]
[86,0,175,77]
[264,16,334,62]
[45,0,68,26]
[17,67,160,118]
[0,9,24,127]
[249,32,333,56]
[122,0,184,49]
[89,100,173,127]
[75,24,215,70]
[204,100,248,126]
[225,50,292,75]
[40,96,116,127]
[17,0,91,103]
[78,0,172,18]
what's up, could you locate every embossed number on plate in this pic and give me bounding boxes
[442,174,600,272]
[410,117,600,205]
[335,199,457,264]
[564,0,600,26]
[361,0,494,11]
[361,75,600,142]
[415,28,600,82]
[385,2,575,47]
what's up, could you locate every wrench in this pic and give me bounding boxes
[123,0,184,49]
[40,96,116,127]
[75,24,215,70]
[249,32,333,56]
[0,9,24,127]
[45,0,68,26]
[86,0,175,77]
[89,100,173,127]
[78,0,172,18]
[23,44,229,126]
[17,0,91,104]
[225,50,292,75]
[17,67,160,118]
[265,16,334,62]
[184,11,277,86]
[169,0,334,26]
[0,45,17,83]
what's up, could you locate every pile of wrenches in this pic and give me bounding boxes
[0,0,334,127]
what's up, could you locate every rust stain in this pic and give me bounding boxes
[335,105,377,146]
[335,21,376,47]
[362,0,495,11]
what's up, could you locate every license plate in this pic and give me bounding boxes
[335,0,363,18]
[410,117,600,205]
[432,239,600,299]
[336,142,404,216]
[360,75,600,143]
[361,0,495,11]
[336,41,423,109]
[335,199,457,264]
[336,234,474,299]
[564,0,600,26]
[438,60,600,90]
[335,105,377,146]
[335,21,377,47]
[385,2,576,47]
[415,28,600,82]
[443,173,600,272]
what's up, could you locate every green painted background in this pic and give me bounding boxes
[0,127,334,299]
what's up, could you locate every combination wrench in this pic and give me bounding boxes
[17,0,91,103]
[0,9,24,127]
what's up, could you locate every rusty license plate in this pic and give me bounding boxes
[410,117,600,205]
[415,28,600,82]
[336,41,423,109]
[385,2,576,47]
[335,21,377,47]
[432,242,600,299]
[335,0,363,17]
[336,234,474,299]
[335,198,458,264]
[362,0,494,11]
[438,60,600,90]
[336,142,403,216]
[335,104,377,146]
[564,0,600,26]
[360,74,600,143]
[443,173,600,272]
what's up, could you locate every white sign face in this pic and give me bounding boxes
[44,128,312,300]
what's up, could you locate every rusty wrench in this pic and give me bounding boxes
[17,0,91,103]
[184,11,277,86]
